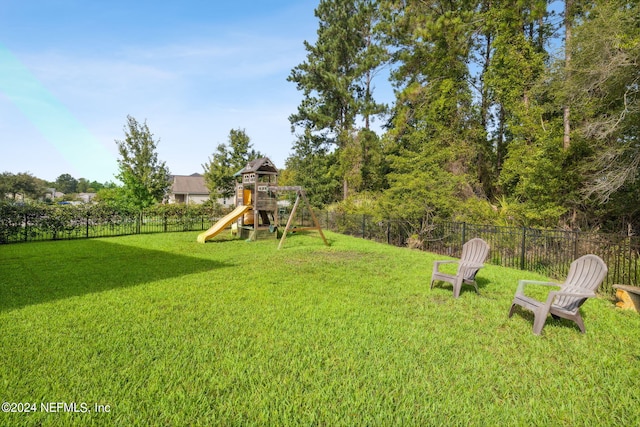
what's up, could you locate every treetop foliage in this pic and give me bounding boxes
[285,0,640,233]
[115,115,171,209]
[202,128,263,200]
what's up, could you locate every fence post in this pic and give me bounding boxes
[387,221,391,245]
[23,212,28,242]
[86,212,90,238]
[462,222,467,247]
[520,227,527,270]
[362,215,366,239]
[629,235,636,286]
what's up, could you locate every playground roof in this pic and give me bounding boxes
[235,157,278,176]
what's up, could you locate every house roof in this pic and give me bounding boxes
[235,157,278,176]
[171,174,209,195]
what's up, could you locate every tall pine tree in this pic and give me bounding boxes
[288,0,387,200]
[380,0,483,221]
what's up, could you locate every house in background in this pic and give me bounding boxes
[168,173,210,205]
[77,193,96,203]
[44,188,65,200]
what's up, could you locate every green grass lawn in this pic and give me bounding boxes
[1,231,639,426]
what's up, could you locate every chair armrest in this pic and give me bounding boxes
[515,280,561,295]
[433,260,457,272]
[434,260,457,266]
[519,280,560,287]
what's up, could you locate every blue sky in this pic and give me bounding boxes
[0,1,324,183]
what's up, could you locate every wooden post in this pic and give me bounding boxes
[299,189,328,246]
[253,181,259,238]
[276,187,329,249]
[278,192,301,250]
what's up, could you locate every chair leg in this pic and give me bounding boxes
[508,303,517,318]
[573,315,586,333]
[532,308,548,335]
[453,277,463,298]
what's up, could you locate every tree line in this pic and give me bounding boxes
[1,115,263,211]
[4,0,638,235]
[0,171,111,201]
[285,0,640,234]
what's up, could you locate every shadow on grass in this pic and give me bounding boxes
[475,277,492,295]
[430,277,492,297]
[508,305,587,333]
[0,239,229,312]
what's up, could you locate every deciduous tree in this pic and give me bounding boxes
[0,172,43,200]
[54,173,78,194]
[567,0,640,202]
[284,130,341,207]
[202,128,262,201]
[115,115,171,208]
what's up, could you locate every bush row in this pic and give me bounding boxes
[0,202,227,243]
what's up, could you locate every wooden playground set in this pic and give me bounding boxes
[197,157,328,249]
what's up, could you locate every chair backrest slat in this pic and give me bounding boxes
[457,238,489,279]
[555,254,608,312]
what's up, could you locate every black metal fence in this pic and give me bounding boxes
[318,212,640,293]
[2,203,638,293]
[0,204,218,244]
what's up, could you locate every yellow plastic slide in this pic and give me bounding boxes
[197,205,251,243]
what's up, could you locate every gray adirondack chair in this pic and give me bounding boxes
[430,238,489,298]
[508,254,608,335]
